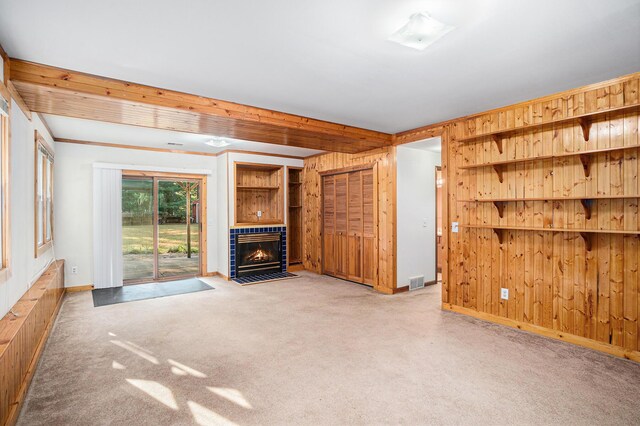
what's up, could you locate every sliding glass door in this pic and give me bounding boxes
[122,175,202,283]
[157,180,201,278]
[122,178,155,282]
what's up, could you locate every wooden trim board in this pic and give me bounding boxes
[10,59,391,153]
[443,303,640,362]
[65,284,94,292]
[55,138,314,159]
[0,260,65,426]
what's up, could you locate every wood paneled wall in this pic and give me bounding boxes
[428,73,640,360]
[0,260,65,426]
[303,147,396,294]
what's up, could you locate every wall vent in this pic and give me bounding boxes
[409,275,425,291]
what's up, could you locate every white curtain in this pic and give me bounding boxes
[93,167,123,288]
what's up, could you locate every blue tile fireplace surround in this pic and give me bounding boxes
[229,226,287,279]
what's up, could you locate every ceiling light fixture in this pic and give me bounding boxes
[205,137,231,148]
[388,12,454,50]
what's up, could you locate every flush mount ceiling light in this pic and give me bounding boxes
[388,12,454,50]
[205,137,231,148]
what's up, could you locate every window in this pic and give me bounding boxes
[0,90,8,269]
[34,131,54,257]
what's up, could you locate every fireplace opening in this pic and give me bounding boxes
[235,232,282,277]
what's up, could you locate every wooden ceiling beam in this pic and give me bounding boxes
[9,59,391,153]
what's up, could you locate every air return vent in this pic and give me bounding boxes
[409,275,425,291]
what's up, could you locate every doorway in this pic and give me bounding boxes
[435,166,443,283]
[122,173,203,284]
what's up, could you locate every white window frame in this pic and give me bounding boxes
[34,130,54,258]
[0,85,9,273]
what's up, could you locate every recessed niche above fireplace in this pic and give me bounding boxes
[230,227,287,279]
[235,163,284,226]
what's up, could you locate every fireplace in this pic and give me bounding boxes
[235,232,283,277]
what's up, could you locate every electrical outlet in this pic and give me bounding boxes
[452,222,459,233]
[257,210,262,218]
[423,218,428,227]
[501,288,509,300]
[71,266,78,274]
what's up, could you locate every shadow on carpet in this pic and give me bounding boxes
[92,278,213,307]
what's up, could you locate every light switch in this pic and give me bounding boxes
[452,222,459,233]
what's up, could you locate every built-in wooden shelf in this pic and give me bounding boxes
[287,167,303,265]
[459,195,640,202]
[458,195,639,220]
[234,163,284,225]
[236,185,280,190]
[460,224,640,234]
[459,224,640,250]
[235,220,284,226]
[458,103,639,145]
[459,143,640,170]
[459,143,640,182]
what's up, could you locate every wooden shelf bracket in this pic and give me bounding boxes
[492,228,505,244]
[491,135,503,154]
[580,199,594,220]
[579,232,593,251]
[492,164,504,183]
[578,117,592,142]
[493,201,506,218]
[579,154,592,178]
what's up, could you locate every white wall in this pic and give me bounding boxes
[216,153,229,277]
[396,144,441,288]
[0,108,56,317]
[54,143,218,288]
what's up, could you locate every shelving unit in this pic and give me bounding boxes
[458,103,639,146]
[234,163,284,226]
[455,104,640,255]
[459,195,640,219]
[459,144,640,182]
[459,224,640,251]
[287,167,303,265]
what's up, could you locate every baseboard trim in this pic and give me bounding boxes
[201,272,230,281]
[394,279,438,294]
[65,284,93,292]
[442,303,640,362]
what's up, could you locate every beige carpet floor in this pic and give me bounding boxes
[18,272,640,425]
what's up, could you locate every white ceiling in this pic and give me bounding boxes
[1,0,639,134]
[42,115,323,157]
[402,137,442,153]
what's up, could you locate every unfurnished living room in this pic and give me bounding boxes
[0,1,639,425]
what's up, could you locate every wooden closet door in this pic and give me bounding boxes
[322,175,336,275]
[361,168,376,286]
[347,171,364,283]
[334,173,348,279]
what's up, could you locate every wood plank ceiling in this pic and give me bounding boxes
[8,59,392,153]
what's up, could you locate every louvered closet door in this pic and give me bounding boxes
[361,169,375,285]
[334,173,349,279]
[322,175,336,275]
[347,171,364,282]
